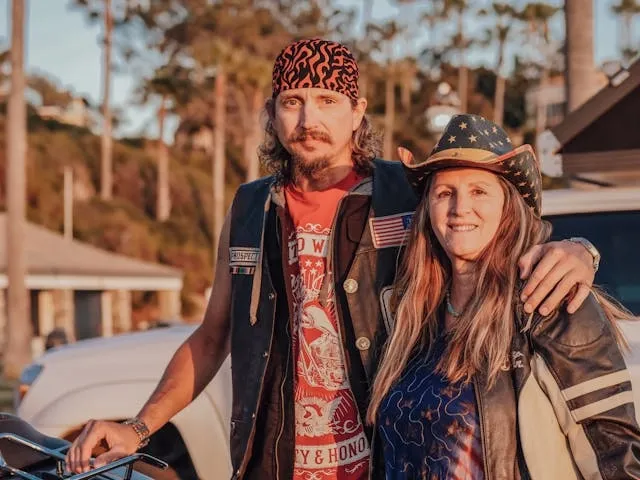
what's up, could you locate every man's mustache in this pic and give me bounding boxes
[289,130,331,143]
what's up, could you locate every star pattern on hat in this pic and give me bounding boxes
[405,113,543,215]
[427,114,516,155]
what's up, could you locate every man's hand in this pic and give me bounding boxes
[518,240,595,315]
[66,420,140,473]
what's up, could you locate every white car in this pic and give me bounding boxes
[14,186,640,479]
[15,325,233,480]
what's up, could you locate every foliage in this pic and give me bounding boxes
[3,0,581,320]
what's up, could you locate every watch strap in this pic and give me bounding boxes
[569,237,600,272]
[122,417,150,449]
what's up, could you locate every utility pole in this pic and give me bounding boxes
[4,0,32,380]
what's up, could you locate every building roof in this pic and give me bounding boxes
[549,58,640,181]
[0,214,183,291]
[552,58,640,153]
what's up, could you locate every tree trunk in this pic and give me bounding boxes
[245,88,264,182]
[565,0,597,112]
[494,39,506,126]
[156,96,170,221]
[4,0,32,380]
[211,68,227,273]
[623,14,632,58]
[383,65,395,160]
[100,0,113,200]
[400,63,413,113]
[535,67,550,147]
[457,11,468,113]
[494,74,505,126]
[622,14,635,61]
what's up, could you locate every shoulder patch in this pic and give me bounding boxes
[369,212,414,249]
[229,247,260,275]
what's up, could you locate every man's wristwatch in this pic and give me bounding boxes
[122,417,151,449]
[568,237,601,272]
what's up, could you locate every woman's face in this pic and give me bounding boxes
[428,168,505,271]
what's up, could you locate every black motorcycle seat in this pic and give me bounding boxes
[0,413,69,472]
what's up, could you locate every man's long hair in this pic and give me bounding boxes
[367,177,632,424]
[258,98,382,184]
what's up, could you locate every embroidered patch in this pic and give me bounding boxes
[379,285,395,333]
[230,266,256,275]
[369,212,414,248]
[229,247,260,266]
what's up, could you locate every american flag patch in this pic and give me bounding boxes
[369,212,414,249]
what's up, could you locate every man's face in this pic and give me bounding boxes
[272,88,366,177]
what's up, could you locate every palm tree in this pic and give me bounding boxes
[370,21,404,159]
[137,67,189,222]
[442,0,472,113]
[4,0,32,380]
[232,56,271,182]
[518,2,560,140]
[611,0,640,63]
[101,0,113,200]
[71,0,124,200]
[480,2,517,125]
[212,66,227,266]
[565,0,598,112]
[420,0,445,60]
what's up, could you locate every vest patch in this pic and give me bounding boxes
[229,247,260,266]
[369,212,414,249]
[380,285,395,333]
[230,266,256,275]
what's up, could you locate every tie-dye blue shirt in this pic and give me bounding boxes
[377,332,485,479]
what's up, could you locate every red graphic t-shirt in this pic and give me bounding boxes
[284,170,370,480]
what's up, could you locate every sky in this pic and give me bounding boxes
[0,0,636,143]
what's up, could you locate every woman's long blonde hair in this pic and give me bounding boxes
[367,175,633,424]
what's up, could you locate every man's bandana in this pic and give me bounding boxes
[271,38,360,101]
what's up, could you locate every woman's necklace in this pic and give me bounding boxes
[446,290,463,318]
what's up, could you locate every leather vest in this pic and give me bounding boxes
[227,159,417,479]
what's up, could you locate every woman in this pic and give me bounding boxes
[368,114,640,479]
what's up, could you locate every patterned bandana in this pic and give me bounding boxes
[271,38,360,101]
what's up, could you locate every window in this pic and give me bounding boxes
[546,210,640,315]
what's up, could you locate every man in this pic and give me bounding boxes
[67,39,598,479]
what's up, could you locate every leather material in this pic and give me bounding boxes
[227,160,418,479]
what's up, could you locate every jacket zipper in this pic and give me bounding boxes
[473,379,490,479]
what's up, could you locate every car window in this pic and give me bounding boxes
[546,210,640,315]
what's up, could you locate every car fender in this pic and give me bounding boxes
[20,375,232,480]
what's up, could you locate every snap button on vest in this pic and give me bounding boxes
[356,337,371,350]
[343,278,358,293]
[268,292,276,300]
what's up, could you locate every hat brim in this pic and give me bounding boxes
[403,144,542,215]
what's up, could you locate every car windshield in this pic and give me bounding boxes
[547,210,640,315]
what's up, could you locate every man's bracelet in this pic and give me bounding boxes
[122,417,151,449]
